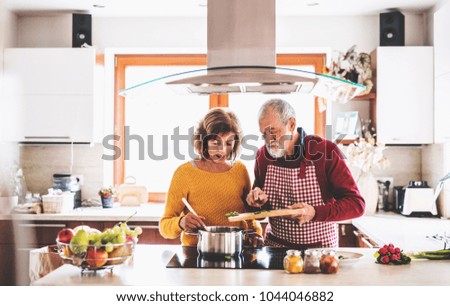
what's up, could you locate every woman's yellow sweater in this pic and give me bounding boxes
[159,161,261,246]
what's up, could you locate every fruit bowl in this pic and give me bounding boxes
[56,239,137,272]
[55,221,142,273]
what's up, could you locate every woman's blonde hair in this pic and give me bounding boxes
[193,108,242,160]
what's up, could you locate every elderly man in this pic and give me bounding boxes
[246,99,365,248]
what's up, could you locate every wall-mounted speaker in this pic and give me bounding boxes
[380,11,405,46]
[72,13,92,48]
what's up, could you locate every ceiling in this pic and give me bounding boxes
[3,0,442,17]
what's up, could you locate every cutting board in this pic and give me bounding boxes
[227,209,302,222]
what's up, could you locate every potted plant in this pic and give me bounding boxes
[98,187,117,208]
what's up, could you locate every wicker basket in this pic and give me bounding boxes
[42,193,74,213]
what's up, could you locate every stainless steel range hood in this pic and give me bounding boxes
[119,0,365,102]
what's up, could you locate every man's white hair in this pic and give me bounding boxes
[258,99,296,124]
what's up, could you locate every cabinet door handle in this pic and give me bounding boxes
[340,225,347,236]
[18,223,67,228]
[361,236,375,248]
[24,136,71,139]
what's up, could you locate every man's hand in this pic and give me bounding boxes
[246,187,268,208]
[288,202,315,224]
[179,212,206,232]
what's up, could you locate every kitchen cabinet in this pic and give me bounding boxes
[434,3,450,143]
[0,219,178,285]
[371,47,434,144]
[434,73,450,143]
[434,2,450,78]
[338,223,358,247]
[2,48,96,143]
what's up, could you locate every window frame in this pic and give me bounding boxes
[113,53,326,202]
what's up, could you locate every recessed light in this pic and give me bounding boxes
[93,4,105,9]
[307,2,319,6]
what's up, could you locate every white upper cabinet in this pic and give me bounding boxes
[434,2,450,143]
[3,48,95,143]
[371,47,434,145]
[434,3,450,78]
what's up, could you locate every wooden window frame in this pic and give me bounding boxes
[114,53,326,202]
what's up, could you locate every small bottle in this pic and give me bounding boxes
[283,250,303,274]
[303,249,321,274]
[320,249,339,274]
[32,193,42,204]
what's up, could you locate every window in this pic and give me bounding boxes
[114,54,325,201]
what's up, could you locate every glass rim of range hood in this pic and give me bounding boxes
[119,66,366,103]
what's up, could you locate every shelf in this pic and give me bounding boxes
[353,92,376,100]
[334,139,359,146]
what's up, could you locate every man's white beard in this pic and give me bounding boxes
[266,144,286,158]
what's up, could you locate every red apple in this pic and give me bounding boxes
[57,228,75,244]
[86,247,108,267]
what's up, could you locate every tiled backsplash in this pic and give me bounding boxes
[17,143,425,204]
[19,143,104,200]
[422,143,450,218]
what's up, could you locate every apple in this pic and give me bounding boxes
[57,228,75,244]
[86,247,108,267]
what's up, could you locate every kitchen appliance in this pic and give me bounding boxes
[397,181,438,217]
[119,0,365,102]
[166,246,287,270]
[195,226,245,257]
[117,176,147,206]
[52,174,81,209]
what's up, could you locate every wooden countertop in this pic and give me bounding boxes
[32,245,450,286]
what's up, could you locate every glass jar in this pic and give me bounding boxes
[320,249,339,274]
[283,249,303,274]
[303,249,321,274]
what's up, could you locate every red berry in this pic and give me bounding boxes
[383,244,388,249]
[388,246,396,253]
[394,247,401,254]
[389,243,394,247]
[390,254,399,261]
[381,256,390,264]
[379,247,388,255]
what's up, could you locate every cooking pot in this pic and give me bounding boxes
[195,226,246,257]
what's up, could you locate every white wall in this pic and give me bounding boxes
[9,11,433,200]
[0,4,20,199]
[15,13,429,52]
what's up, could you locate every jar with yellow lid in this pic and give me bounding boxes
[283,249,303,274]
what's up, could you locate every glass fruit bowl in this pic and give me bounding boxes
[56,239,137,272]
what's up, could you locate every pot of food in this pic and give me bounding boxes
[196,226,245,257]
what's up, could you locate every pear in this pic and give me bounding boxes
[69,229,89,254]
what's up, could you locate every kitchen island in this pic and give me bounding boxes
[32,245,450,286]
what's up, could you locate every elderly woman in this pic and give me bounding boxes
[159,108,263,246]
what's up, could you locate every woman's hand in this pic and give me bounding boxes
[244,232,264,248]
[287,202,315,224]
[246,187,268,208]
[179,212,206,232]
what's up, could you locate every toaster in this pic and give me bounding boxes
[399,181,438,217]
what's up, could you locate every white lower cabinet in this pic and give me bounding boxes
[372,47,434,145]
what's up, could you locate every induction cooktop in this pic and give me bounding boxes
[166,246,292,269]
